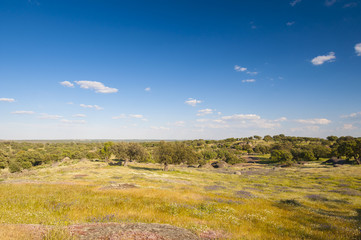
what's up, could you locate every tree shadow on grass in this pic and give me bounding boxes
[128,165,162,171]
[108,159,124,166]
[356,209,361,239]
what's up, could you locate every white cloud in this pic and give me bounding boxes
[197,109,214,116]
[80,104,103,110]
[325,0,337,6]
[174,121,185,127]
[341,111,361,118]
[242,79,256,83]
[151,126,170,131]
[60,81,74,88]
[222,114,261,120]
[75,81,118,93]
[355,43,361,56]
[39,113,63,120]
[185,98,202,107]
[112,114,127,119]
[234,65,247,72]
[291,126,320,132]
[129,114,144,119]
[344,2,357,8]
[112,114,147,121]
[67,102,74,105]
[61,119,86,124]
[145,87,151,92]
[275,117,288,122]
[343,124,356,130]
[290,0,302,6]
[73,114,86,118]
[246,71,258,75]
[286,21,295,26]
[295,118,331,125]
[11,111,35,115]
[0,98,15,102]
[196,119,210,123]
[311,52,336,65]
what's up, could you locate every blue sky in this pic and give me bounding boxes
[0,0,361,139]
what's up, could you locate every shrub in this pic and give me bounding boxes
[8,160,21,173]
[270,150,293,164]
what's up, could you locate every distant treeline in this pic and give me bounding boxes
[0,135,360,172]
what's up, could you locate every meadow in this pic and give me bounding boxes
[0,158,360,239]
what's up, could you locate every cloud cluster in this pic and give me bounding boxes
[325,0,337,6]
[61,119,86,124]
[290,0,302,7]
[295,118,331,125]
[75,81,118,93]
[112,114,147,121]
[60,80,118,93]
[341,111,361,118]
[60,81,74,88]
[195,113,284,130]
[185,98,202,107]
[311,52,336,65]
[38,113,63,120]
[242,79,256,83]
[11,111,35,115]
[80,104,103,110]
[73,114,86,118]
[234,65,247,72]
[197,109,214,116]
[222,114,261,120]
[0,98,15,102]
[355,43,361,56]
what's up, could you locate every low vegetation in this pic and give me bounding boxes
[0,135,360,239]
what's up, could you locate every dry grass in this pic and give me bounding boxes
[0,160,360,239]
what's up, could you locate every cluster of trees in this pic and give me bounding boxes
[269,136,360,165]
[0,135,360,173]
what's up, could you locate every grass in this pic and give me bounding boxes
[0,159,360,239]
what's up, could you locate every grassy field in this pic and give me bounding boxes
[0,159,360,239]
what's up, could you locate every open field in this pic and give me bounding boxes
[0,159,360,239]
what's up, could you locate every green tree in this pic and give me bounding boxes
[126,143,146,166]
[155,141,174,171]
[99,142,113,163]
[312,145,331,160]
[270,150,293,164]
[263,135,273,142]
[111,142,128,163]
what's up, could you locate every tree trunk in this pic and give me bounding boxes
[123,159,128,166]
[163,162,168,171]
[356,158,361,165]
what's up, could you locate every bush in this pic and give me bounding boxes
[8,160,21,173]
[270,150,293,164]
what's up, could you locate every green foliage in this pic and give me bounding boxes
[154,141,198,170]
[200,149,217,160]
[127,143,146,162]
[8,160,21,173]
[263,135,273,142]
[312,145,331,160]
[270,150,293,164]
[16,151,44,169]
[99,142,114,162]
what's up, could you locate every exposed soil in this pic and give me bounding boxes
[69,223,199,240]
[1,223,202,240]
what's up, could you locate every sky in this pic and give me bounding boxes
[0,0,361,140]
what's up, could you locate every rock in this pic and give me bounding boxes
[234,171,242,175]
[211,161,228,168]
